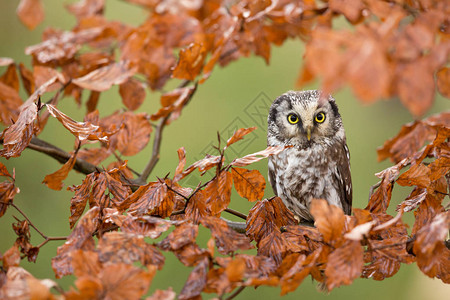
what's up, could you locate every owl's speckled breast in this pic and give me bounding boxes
[268,144,343,221]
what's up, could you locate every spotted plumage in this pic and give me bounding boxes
[267,90,352,221]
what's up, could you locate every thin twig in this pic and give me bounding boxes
[224,208,247,220]
[11,203,67,248]
[225,286,246,300]
[138,115,170,184]
[26,137,99,174]
[11,203,47,240]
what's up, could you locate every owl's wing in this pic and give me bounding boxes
[336,143,352,215]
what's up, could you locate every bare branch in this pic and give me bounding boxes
[26,137,99,174]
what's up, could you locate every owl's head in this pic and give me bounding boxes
[267,90,345,147]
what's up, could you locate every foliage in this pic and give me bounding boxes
[1,0,449,299]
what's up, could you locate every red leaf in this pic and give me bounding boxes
[231,167,266,202]
[0,179,18,218]
[119,78,146,111]
[231,146,286,167]
[16,0,44,30]
[310,199,345,246]
[2,243,21,269]
[72,61,136,92]
[0,81,22,126]
[0,63,19,92]
[200,216,254,255]
[325,240,363,290]
[204,171,233,216]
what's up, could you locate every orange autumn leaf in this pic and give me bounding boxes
[16,0,44,30]
[231,167,265,202]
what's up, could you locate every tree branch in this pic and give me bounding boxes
[26,137,98,174]
[138,114,170,184]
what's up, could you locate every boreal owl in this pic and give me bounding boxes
[267,90,352,221]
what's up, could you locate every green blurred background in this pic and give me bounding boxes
[0,1,449,299]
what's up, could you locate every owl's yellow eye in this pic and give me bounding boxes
[287,114,299,124]
[315,112,326,123]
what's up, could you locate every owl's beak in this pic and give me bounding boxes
[306,126,312,141]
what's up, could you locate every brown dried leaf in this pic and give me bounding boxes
[436,67,450,98]
[325,240,363,290]
[0,102,37,158]
[175,154,222,181]
[151,86,196,124]
[179,258,208,300]
[172,43,207,81]
[246,197,297,243]
[97,263,155,300]
[115,112,152,156]
[377,113,450,163]
[257,230,290,265]
[52,207,99,278]
[0,180,19,218]
[204,171,232,216]
[45,104,110,142]
[231,167,265,202]
[146,288,176,300]
[123,179,175,217]
[414,211,449,257]
[225,127,257,148]
[279,249,321,295]
[42,149,78,190]
[119,78,146,111]
[16,0,44,30]
[363,236,414,280]
[231,146,286,167]
[2,243,21,269]
[118,215,175,239]
[200,216,254,255]
[18,63,35,95]
[26,28,104,64]
[397,163,431,188]
[0,81,22,126]
[174,147,186,180]
[66,0,105,19]
[72,61,136,92]
[98,232,165,269]
[0,162,12,178]
[69,173,96,228]
[310,199,345,246]
[185,190,209,224]
[0,63,19,92]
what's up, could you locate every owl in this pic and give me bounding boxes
[267,90,352,221]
